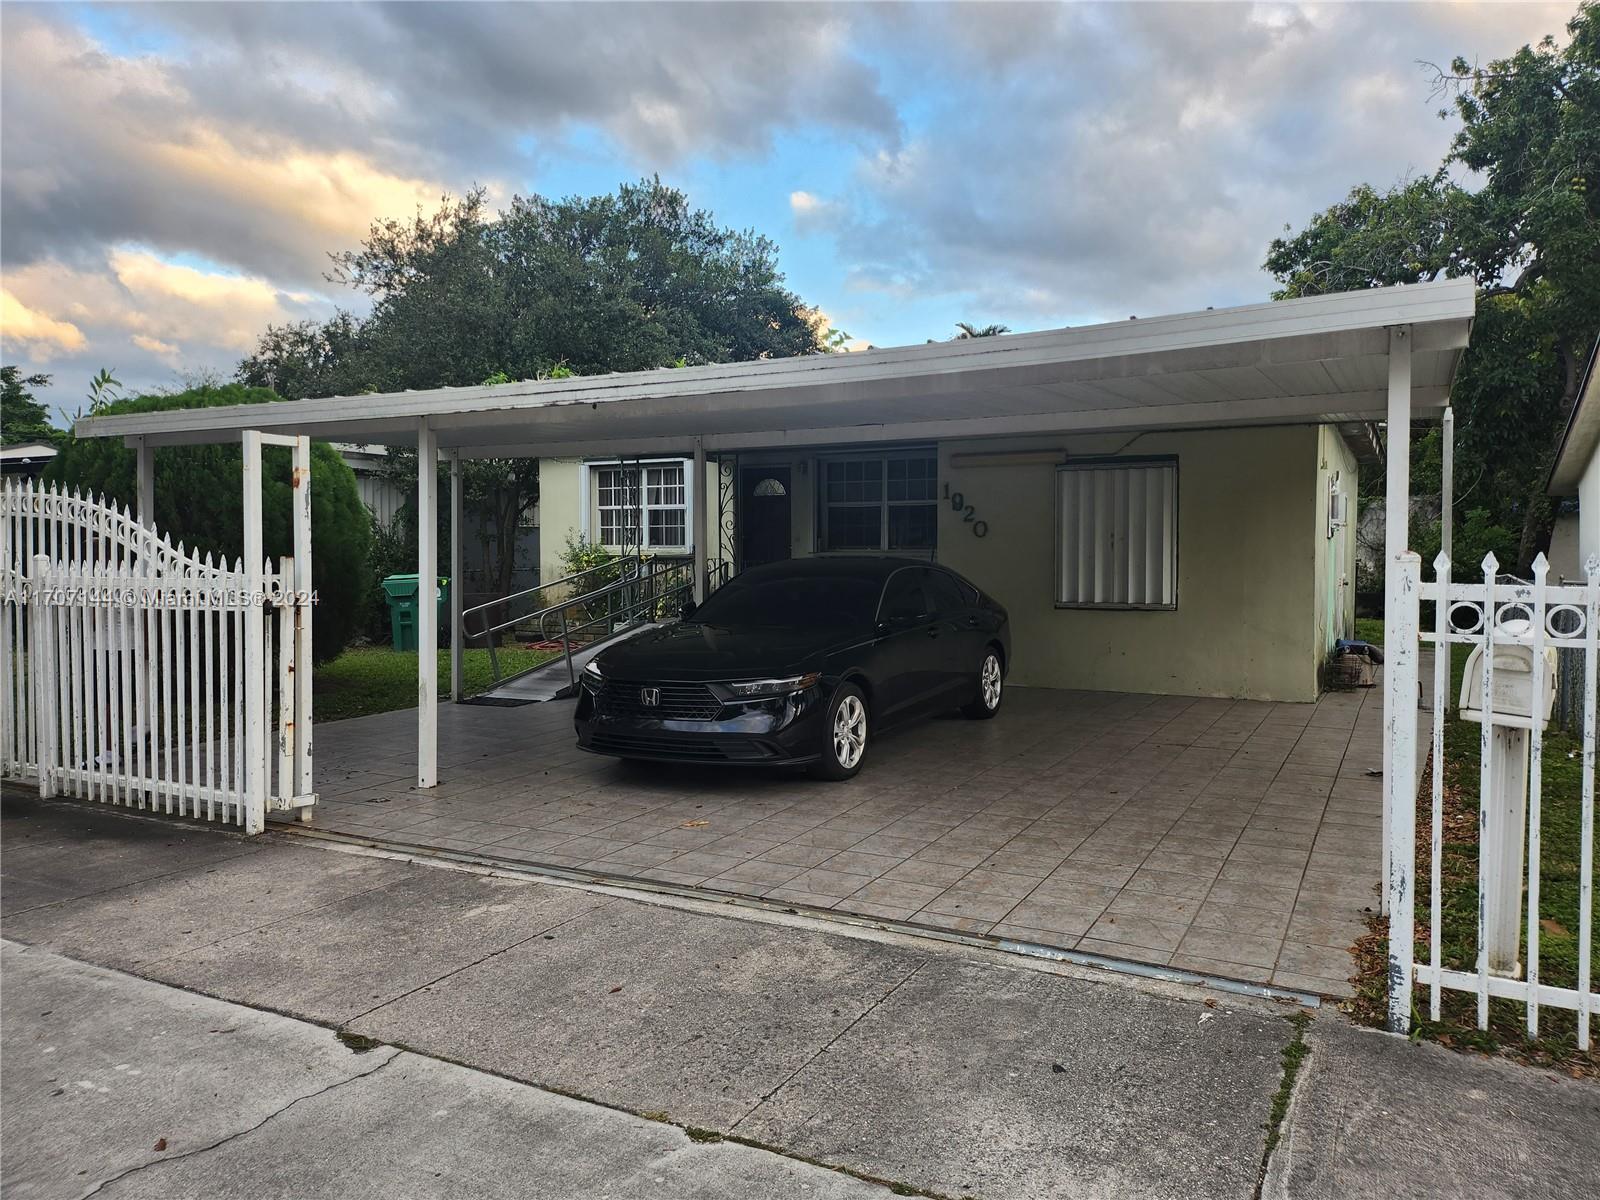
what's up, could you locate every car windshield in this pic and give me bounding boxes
[692,573,879,629]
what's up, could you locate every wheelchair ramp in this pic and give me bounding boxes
[462,622,662,706]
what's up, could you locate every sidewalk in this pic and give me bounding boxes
[3,792,1596,1199]
[1,942,891,1200]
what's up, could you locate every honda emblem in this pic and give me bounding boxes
[640,687,660,706]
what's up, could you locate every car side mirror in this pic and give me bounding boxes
[680,599,698,621]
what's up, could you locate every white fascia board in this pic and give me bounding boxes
[74,280,1474,446]
[1549,338,1600,495]
[450,386,1453,460]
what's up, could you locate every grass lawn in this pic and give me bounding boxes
[313,645,558,722]
[1348,618,1597,1076]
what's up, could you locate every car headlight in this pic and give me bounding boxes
[721,673,821,699]
[581,660,603,687]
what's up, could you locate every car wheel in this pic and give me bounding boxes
[962,649,1004,720]
[811,683,868,780]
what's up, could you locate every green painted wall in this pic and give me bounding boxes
[1312,426,1360,657]
[936,426,1323,702]
[539,426,1333,701]
[536,456,720,585]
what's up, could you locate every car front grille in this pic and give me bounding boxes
[595,680,723,722]
[587,731,778,762]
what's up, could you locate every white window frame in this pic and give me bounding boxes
[584,458,693,554]
[817,448,938,554]
[1055,457,1177,610]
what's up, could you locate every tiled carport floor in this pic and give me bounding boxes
[306,685,1385,997]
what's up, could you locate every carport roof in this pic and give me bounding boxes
[76,278,1474,458]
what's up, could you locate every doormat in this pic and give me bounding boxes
[457,695,538,708]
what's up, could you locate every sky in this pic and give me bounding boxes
[0,0,1577,423]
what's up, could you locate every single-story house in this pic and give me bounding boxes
[539,418,1366,701]
[1548,335,1600,582]
[71,276,1475,789]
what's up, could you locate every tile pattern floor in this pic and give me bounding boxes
[306,686,1386,996]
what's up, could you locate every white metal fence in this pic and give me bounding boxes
[1,479,315,833]
[1386,550,1597,1048]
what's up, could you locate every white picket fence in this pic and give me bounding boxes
[1387,550,1597,1048]
[0,480,314,833]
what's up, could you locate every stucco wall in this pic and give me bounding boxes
[538,457,583,583]
[1580,447,1600,576]
[536,456,719,585]
[935,426,1322,702]
[1313,426,1360,655]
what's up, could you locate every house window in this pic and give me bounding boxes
[1056,459,1177,609]
[820,450,937,552]
[592,461,688,551]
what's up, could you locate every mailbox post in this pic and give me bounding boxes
[1458,633,1557,977]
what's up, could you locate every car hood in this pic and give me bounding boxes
[594,621,860,681]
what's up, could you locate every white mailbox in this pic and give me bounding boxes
[1458,643,1557,727]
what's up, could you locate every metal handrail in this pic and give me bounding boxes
[466,556,695,695]
[461,557,642,643]
[541,562,695,691]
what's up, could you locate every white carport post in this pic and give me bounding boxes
[134,436,155,525]
[692,438,707,602]
[291,434,314,815]
[417,418,439,788]
[241,430,267,835]
[1440,407,1454,566]
[1383,325,1420,1033]
[449,449,464,702]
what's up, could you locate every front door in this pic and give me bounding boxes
[739,467,791,571]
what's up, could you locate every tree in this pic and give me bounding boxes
[238,177,829,601]
[1,366,62,447]
[1265,1,1599,573]
[236,312,366,401]
[954,322,1011,338]
[45,384,373,663]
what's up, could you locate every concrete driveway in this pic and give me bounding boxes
[308,685,1385,996]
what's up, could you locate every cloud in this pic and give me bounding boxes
[790,188,846,233]
[3,250,338,409]
[0,0,1576,414]
[133,1,899,166]
[130,334,181,365]
[802,0,1573,325]
[0,12,456,286]
[1,289,87,359]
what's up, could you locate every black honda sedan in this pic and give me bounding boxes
[574,557,1009,779]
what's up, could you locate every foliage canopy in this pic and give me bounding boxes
[1265,2,1599,573]
[239,177,830,602]
[1,366,62,448]
[45,384,372,662]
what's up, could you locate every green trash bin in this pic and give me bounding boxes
[381,574,449,651]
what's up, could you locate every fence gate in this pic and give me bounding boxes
[1386,550,1597,1048]
[1,477,315,834]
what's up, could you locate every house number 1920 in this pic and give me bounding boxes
[942,483,989,538]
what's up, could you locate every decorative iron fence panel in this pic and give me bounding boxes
[1,481,313,833]
[1386,550,1596,1048]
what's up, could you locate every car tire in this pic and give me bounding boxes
[811,683,868,781]
[961,649,1004,720]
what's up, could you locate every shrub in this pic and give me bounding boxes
[45,384,372,663]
